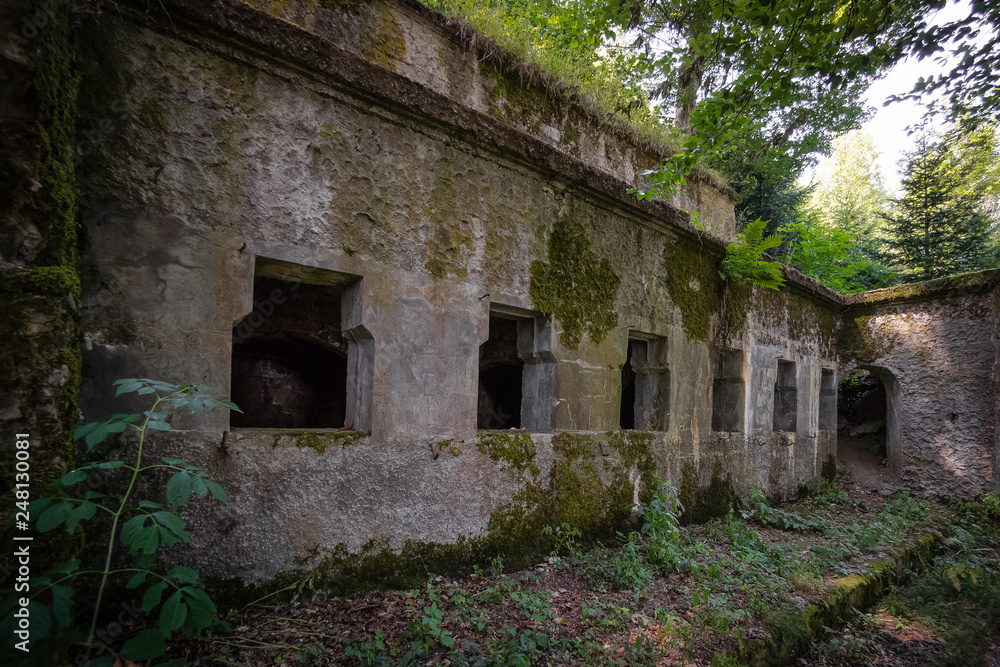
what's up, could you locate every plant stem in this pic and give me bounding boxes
[84,393,170,659]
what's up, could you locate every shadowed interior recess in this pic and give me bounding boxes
[478,316,523,429]
[231,277,348,428]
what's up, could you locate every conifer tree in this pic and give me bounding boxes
[885,133,998,282]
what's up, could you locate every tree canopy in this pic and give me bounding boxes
[883,126,1000,281]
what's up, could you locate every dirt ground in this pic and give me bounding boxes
[837,436,897,496]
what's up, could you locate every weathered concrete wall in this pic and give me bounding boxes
[840,271,1000,496]
[0,0,81,567]
[72,0,838,591]
[242,0,737,240]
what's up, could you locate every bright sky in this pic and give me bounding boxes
[859,1,972,193]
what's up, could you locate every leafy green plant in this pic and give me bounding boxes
[345,628,397,666]
[1,379,239,665]
[581,536,653,592]
[402,601,455,663]
[719,218,785,289]
[542,522,583,562]
[741,486,827,531]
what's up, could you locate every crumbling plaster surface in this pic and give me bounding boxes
[242,0,736,239]
[75,0,839,585]
[841,272,1000,496]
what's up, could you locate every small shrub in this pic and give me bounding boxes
[0,379,238,665]
[741,486,827,531]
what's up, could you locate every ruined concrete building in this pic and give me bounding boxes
[2,0,998,594]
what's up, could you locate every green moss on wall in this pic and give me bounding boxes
[821,454,836,483]
[844,269,1000,306]
[662,236,722,342]
[424,161,473,280]
[362,2,407,72]
[210,430,660,605]
[719,281,750,341]
[481,64,549,132]
[0,0,82,572]
[838,307,889,363]
[677,459,740,525]
[530,217,620,350]
[608,430,657,504]
[271,431,371,454]
[476,432,539,476]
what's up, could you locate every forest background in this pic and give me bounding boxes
[427,0,1000,292]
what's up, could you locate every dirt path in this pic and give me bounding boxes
[837,435,898,495]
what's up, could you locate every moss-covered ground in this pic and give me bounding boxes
[147,481,997,666]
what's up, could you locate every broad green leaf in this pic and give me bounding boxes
[167,566,199,585]
[142,581,167,613]
[85,423,111,448]
[73,422,99,441]
[147,421,172,431]
[154,511,189,543]
[122,628,167,660]
[65,501,97,531]
[37,502,71,533]
[205,480,228,503]
[98,460,125,469]
[27,601,51,640]
[115,381,143,396]
[126,571,148,589]
[54,469,87,485]
[122,515,160,555]
[26,497,51,516]
[138,386,157,395]
[166,472,193,507]
[145,411,168,420]
[106,421,128,433]
[160,590,188,633]
[162,457,186,465]
[192,476,208,495]
[182,587,217,629]
[139,500,163,509]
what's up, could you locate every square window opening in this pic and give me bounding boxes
[231,259,371,431]
[477,309,556,432]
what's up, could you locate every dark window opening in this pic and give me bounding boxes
[819,368,837,431]
[231,338,346,428]
[712,349,744,432]
[772,360,797,432]
[620,341,637,429]
[478,316,523,429]
[231,275,349,429]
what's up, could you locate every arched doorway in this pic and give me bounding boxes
[837,367,901,489]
